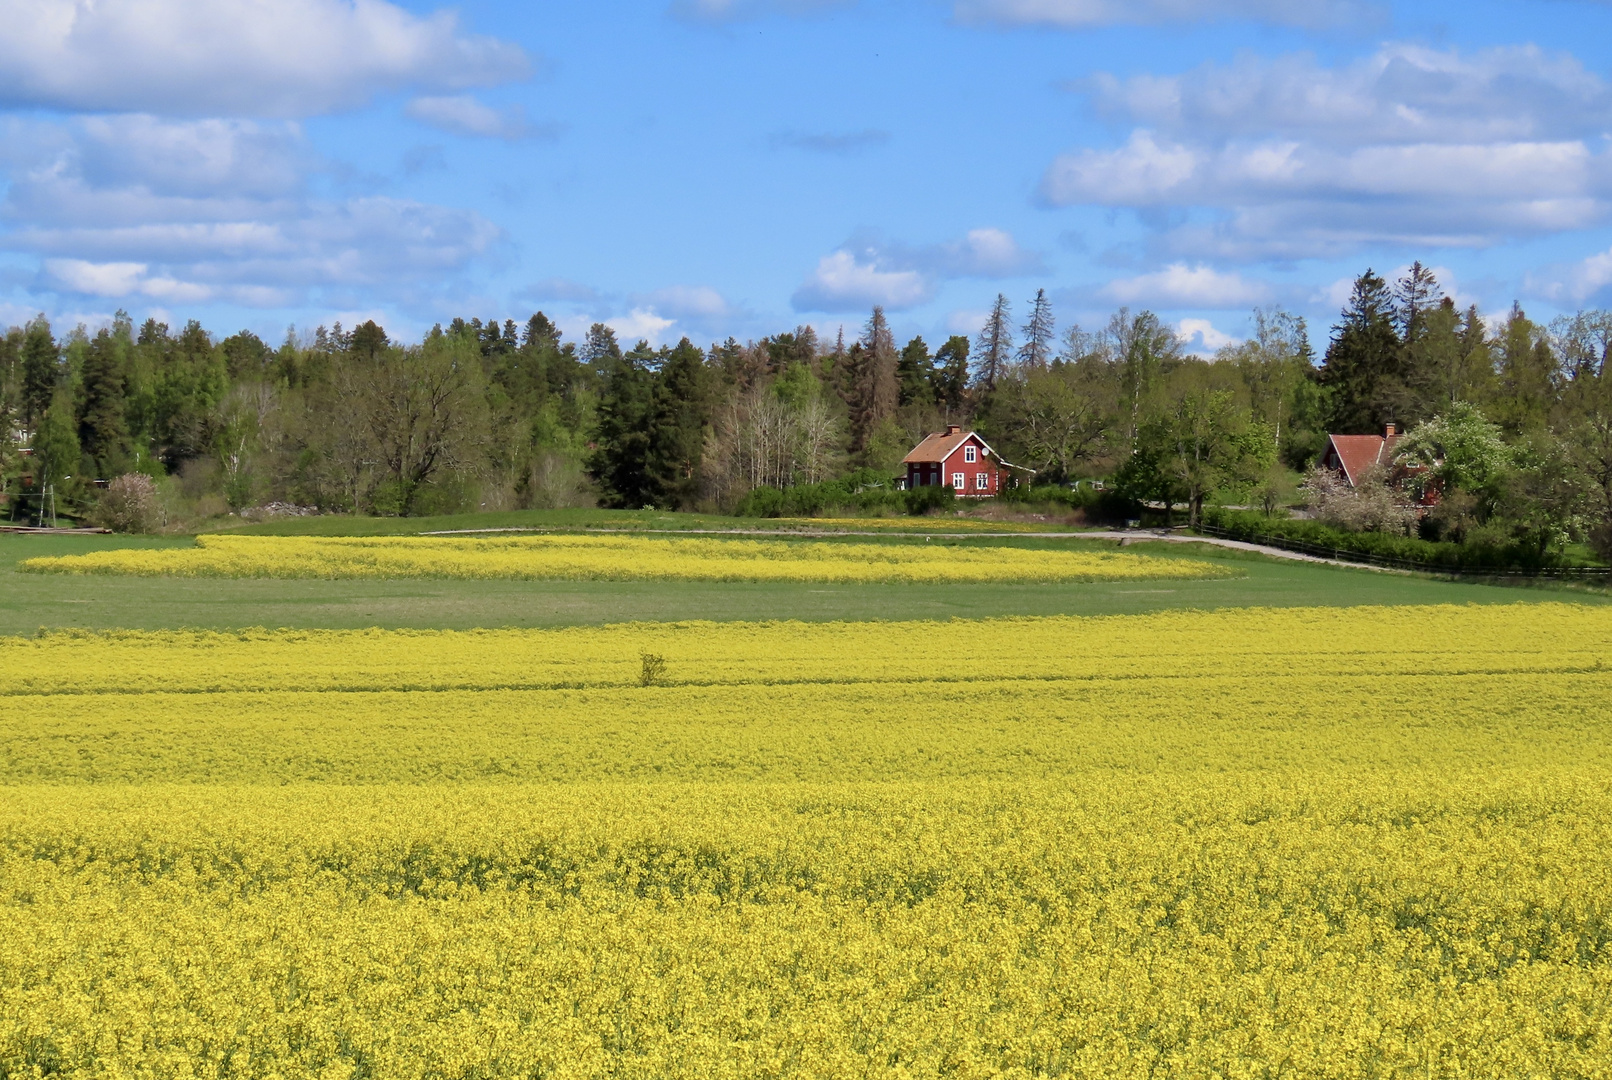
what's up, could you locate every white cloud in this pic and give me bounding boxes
[637,286,733,321]
[937,228,1044,277]
[607,307,677,345]
[792,227,1042,312]
[1526,247,1612,303]
[1085,45,1612,145]
[7,116,502,308]
[1101,263,1271,308]
[1045,44,1612,259]
[955,0,1375,29]
[406,96,547,141]
[0,0,529,118]
[792,250,932,312]
[1177,318,1237,353]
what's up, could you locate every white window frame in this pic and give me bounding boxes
[975,472,989,490]
[951,472,964,489]
[964,444,976,463]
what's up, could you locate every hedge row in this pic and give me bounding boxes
[1200,507,1567,571]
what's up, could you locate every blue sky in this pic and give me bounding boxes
[4,0,1612,354]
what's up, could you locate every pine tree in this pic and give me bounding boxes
[581,324,622,371]
[20,317,57,431]
[1017,289,1055,371]
[350,320,388,362]
[933,336,970,417]
[975,294,1013,392]
[896,336,935,407]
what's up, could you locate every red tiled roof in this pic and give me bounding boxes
[1327,433,1402,486]
[904,430,995,464]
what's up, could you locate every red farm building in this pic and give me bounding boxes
[1320,422,1438,507]
[901,425,1001,497]
[1320,423,1405,487]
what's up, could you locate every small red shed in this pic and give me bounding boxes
[902,425,1001,497]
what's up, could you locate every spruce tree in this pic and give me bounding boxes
[20,317,57,431]
[1319,270,1402,433]
[975,294,1013,392]
[1017,288,1055,371]
[647,338,713,508]
[853,307,898,450]
[77,328,130,476]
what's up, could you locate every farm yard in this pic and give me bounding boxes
[2,523,1612,1077]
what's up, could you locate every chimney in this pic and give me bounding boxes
[946,424,962,435]
[1384,422,1397,438]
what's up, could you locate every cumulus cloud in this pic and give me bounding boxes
[606,307,677,345]
[954,0,1376,29]
[406,96,551,141]
[792,227,1043,312]
[636,285,734,321]
[1100,263,1272,308]
[1177,317,1238,353]
[6,116,502,308]
[0,0,529,118]
[1043,44,1612,260]
[793,251,931,312]
[1526,247,1612,303]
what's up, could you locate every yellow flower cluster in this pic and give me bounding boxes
[2,604,1612,1076]
[20,532,1222,583]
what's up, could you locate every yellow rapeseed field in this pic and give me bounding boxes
[3,604,1612,1077]
[16,531,1225,583]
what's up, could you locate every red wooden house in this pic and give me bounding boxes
[901,426,1001,497]
[1320,423,1405,487]
[1319,422,1438,506]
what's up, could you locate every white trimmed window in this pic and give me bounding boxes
[951,472,964,488]
[975,472,988,490]
[964,444,976,463]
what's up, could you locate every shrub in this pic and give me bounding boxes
[734,469,936,519]
[91,474,164,534]
[998,483,1141,525]
[1201,506,1566,570]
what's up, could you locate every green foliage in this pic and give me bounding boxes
[19,317,57,430]
[732,467,925,518]
[35,392,81,491]
[1395,401,1512,493]
[1319,270,1402,433]
[1202,506,1588,571]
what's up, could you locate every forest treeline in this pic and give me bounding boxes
[1,263,1609,555]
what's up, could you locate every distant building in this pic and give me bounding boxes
[901,426,1001,497]
[1320,423,1437,506]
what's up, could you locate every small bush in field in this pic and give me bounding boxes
[91,474,163,533]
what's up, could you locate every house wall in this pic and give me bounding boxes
[905,435,1001,496]
[942,439,999,498]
